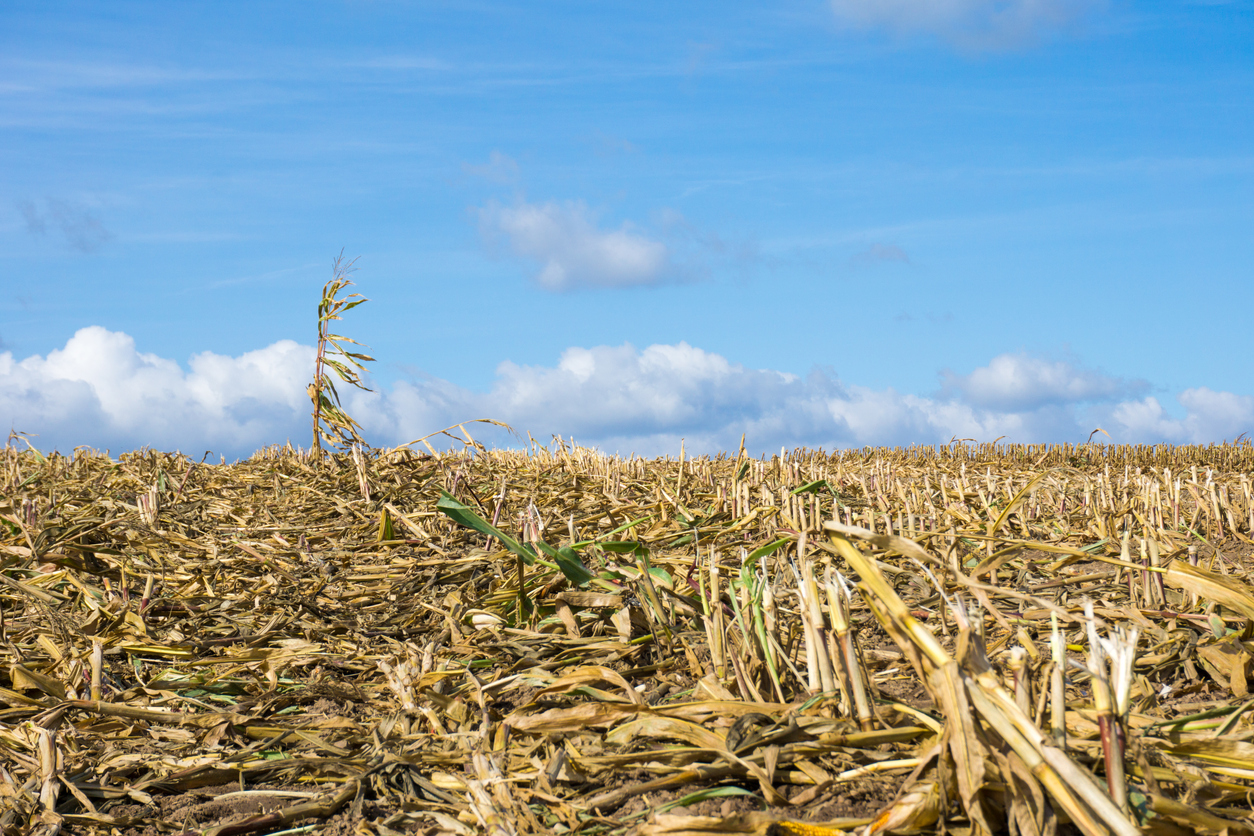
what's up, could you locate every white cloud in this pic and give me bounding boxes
[942,353,1140,412]
[285,346,1254,454]
[0,326,312,456]
[1178,388,1254,442]
[477,199,672,291]
[3,328,1251,459]
[829,0,1104,49]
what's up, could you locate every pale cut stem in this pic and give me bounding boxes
[90,640,103,702]
[1050,613,1067,747]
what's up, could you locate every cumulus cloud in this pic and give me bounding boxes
[1179,388,1254,441]
[942,353,1142,412]
[1109,389,1254,445]
[477,199,673,291]
[3,328,1251,459]
[19,199,113,253]
[0,327,312,457]
[829,0,1104,49]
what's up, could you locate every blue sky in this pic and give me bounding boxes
[3,0,1253,458]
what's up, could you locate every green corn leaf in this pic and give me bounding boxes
[598,540,647,555]
[535,541,595,586]
[747,537,790,564]
[436,492,535,564]
[600,515,652,539]
[646,565,672,585]
[658,786,756,814]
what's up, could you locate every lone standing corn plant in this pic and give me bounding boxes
[308,252,375,457]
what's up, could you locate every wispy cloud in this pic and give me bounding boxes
[586,131,639,157]
[0,58,241,91]
[476,198,673,291]
[18,199,113,253]
[204,262,321,291]
[4,329,1250,459]
[349,55,452,72]
[851,243,911,266]
[895,311,955,324]
[127,230,250,244]
[829,0,1106,49]
[462,150,521,186]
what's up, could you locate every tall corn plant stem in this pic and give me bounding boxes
[310,251,375,458]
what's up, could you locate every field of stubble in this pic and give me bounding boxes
[4,439,1254,836]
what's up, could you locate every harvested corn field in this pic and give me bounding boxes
[5,439,1254,836]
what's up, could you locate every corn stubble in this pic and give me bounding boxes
[4,439,1254,834]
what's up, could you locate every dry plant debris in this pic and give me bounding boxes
[4,438,1254,835]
